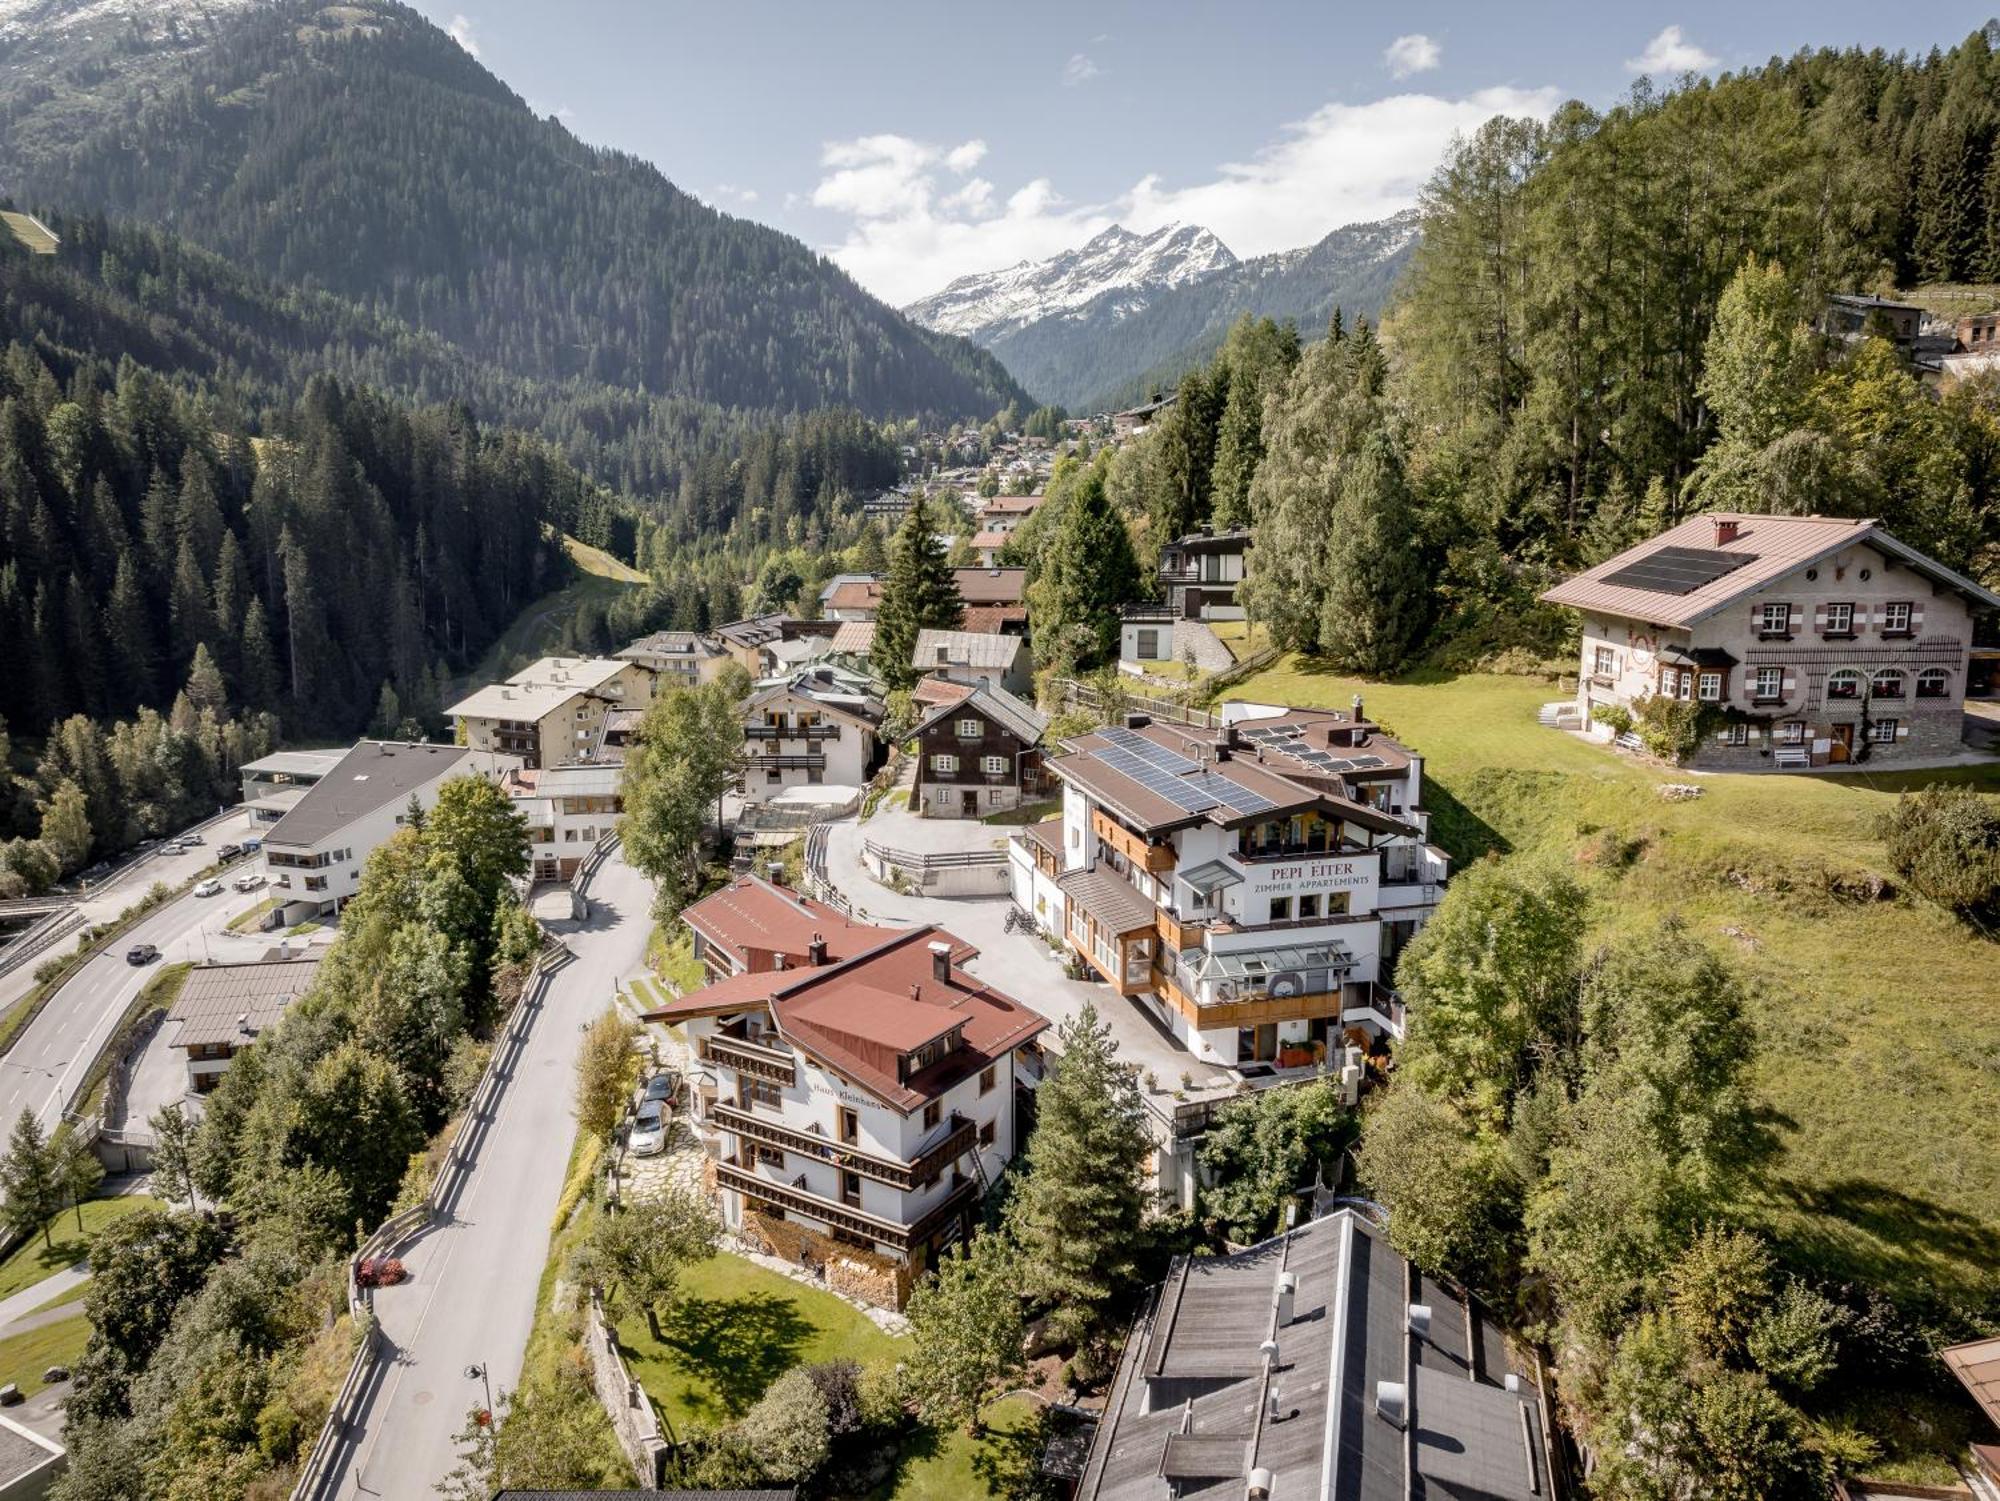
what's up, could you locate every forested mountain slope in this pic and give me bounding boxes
[981,211,1418,412]
[0,0,1026,421]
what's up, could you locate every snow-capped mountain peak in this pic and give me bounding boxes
[0,0,256,44]
[904,221,1238,343]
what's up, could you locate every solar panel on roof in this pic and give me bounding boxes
[1600,545,1755,596]
[1186,771,1275,816]
[1348,755,1385,770]
[1091,746,1218,814]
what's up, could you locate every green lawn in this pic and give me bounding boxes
[618,1252,904,1433]
[225,896,280,933]
[460,532,647,690]
[873,1396,1047,1501]
[0,1311,88,1397]
[0,1193,159,1303]
[981,798,1061,827]
[644,926,708,996]
[1227,660,2000,1313]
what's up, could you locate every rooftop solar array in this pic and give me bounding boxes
[1090,726,1282,817]
[1097,724,1200,773]
[1093,745,1219,815]
[1600,544,1755,597]
[1185,770,1276,816]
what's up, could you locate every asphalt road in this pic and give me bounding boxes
[329,847,652,1500]
[0,809,268,1136]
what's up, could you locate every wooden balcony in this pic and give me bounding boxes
[699,1033,797,1086]
[1155,909,1205,952]
[716,1158,979,1253]
[1150,964,1345,1030]
[1091,809,1175,873]
[711,1103,975,1190]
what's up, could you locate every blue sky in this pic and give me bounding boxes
[409,1,1997,305]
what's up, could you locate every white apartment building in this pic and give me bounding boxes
[447,656,654,770]
[740,670,884,805]
[1011,703,1448,1071]
[261,741,521,925]
[644,925,1047,1307]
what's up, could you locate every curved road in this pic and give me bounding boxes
[328,848,653,1500]
[0,810,269,1136]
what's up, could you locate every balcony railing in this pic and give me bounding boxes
[746,724,842,741]
[715,1158,979,1251]
[711,1103,975,1190]
[750,753,828,771]
[699,1034,797,1086]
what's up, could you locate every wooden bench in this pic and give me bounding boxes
[1614,731,1645,754]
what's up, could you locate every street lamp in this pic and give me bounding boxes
[465,1362,493,1422]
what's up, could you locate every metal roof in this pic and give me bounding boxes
[912,680,1047,745]
[264,741,487,849]
[239,749,346,779]
[168,957,323,1049]
[1057,866,1157,936]
[913,628,1026,671]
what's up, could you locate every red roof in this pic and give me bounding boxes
[825,578,886,612]
[643,926,1042,1113]
[912,677,976,708]
[963,604,1028,634]
[952,567,1027,605]
[681,875,896,972]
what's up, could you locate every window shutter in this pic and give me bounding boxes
[1911,603,1925,631]
[1782,671,1796,694]
[1750,605,1762,631]
[1813,604,1827,629]
[1789,606,1804,630]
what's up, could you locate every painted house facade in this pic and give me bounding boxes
[1543,513,2000,769]
[644,926,1047,1308]
[447,656,653,771]
[740,671,883,804]
[1011,704,1448,1072]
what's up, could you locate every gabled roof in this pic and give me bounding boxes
[716,614,789,649]
[820,575,887,613]
[618,630,723,662]
[743,673,884,728]
[911,677,976,709]
[913,628,1026,672]
[643,926,1041,1113]
[1540,513,2000,628]
[952,566,1028,605]
[265,741,490,849]
[447,656,633,721]
[168,957,323,1049]
[912,680,1047,746]
[681,874,896,971]
[830,619,877,656]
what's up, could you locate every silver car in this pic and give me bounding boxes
[628,1101,669,1157]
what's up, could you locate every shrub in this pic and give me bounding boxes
[1590,702,1634,735]
[734,1367,831,1483]
[1632,692,1712,763]
[1876,783,2000,917]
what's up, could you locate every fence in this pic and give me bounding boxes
[1055,677,1222,730]
[287,910,586,1501]
[0,908,84,979]
[860,839,1011,898]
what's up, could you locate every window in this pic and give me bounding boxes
[931,753,958,773]
[1135,628,1162,660]
[981,755,1008,775]
[755,1145,785,1169]
[978,1120,996,1147]
[740,1077,781,1110]
[1824,602,1854,636]
[838,1107,859,1145]
[1758,602,1791,636]
[1723,721,1751,746]
[1753,666,1784,702]
[1593,644,1617,678]
[1882,601,1912,635]
[922,1100,941,1131]
[1916,668,1950,699]
[1779,721,1806,745]
[1298,894,1321,920]
[1870,718,1899,744]
[1268,896,1292,922]
[1697,671,1722,702]
[956,718,981,739]
[1871,669,1905,699]
[841,1171,862,1208]
[766,767,781,783]
[1826,669,1861,701]
[978,1065,996,1095]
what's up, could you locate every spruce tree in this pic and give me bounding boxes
[185,643,228,714]
[1005,1001,1150,1348]
[872,493,964,690]
[240,597,280,710]
[0,1110,63,1249]
[1315,430,1430,675]
[1027,469,1140,673]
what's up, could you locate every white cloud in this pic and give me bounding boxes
[944,139,988,174]
[1062,53,1101,87]
[1384,34,1440,79]
[818,85,1560,305]
[1626,25,1717,74]
[715,183,760,206]
[446,12,479,57]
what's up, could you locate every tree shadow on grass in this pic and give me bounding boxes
[1773,1176,2000,1299]
[967,1404,1087,1501]
[647,1290,813,1421]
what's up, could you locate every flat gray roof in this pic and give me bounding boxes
[265,741,484,850]
[240,749,346,779]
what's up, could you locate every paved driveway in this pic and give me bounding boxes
[820,811,1226,1092]
[328,848,653,1500]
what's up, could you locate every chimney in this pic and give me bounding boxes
[1350,692,1364,723]
[808,932,828,966]
[767,861,787,886]
[1714,516,1741,546]
[1247,1468,1275,1501]
[1275,1270,1297,1326]
[1125,711,1152,731]
[237,1013,252,1035]
[928,940,952,982]
[1259,1338,1279,1371]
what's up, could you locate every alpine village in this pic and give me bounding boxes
[2,3,2000,1500]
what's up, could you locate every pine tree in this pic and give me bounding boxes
[239,596,280,710]
[1315,430,1431,675]
[872,493,964,690]
[1005,1002,1150,1347]
[168,536,214,672]
[185,643,228,715]
[0,1111,63,1249]
[1026,469,1140,673]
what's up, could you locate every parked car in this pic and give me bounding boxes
[216,844,243,862]
[194,879,223,898]
[641,1070,680,1108]
[180,832,203,846]
[125,943,159,966]
[160,841,186,856]
[628,1102,669,1157]
[233,872,267,892]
